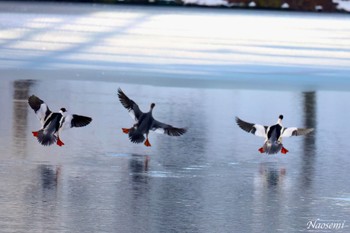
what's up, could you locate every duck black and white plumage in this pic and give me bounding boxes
[28,95,92,146]
[235,115,314,154]
[118,88,187,147]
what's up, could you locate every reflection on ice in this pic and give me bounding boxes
[326,197,350,202]
[182,164,210,170]
[106,152,132,157]
[40,164,61,190]
[0,76,350,232]
[12,80,34,158]
[146,171,178,178]
[258,162,287,187]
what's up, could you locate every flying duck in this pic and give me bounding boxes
[235,115,314,154]
[117,88,187,147]
[28,95,92,146]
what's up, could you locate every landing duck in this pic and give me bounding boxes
[235,115,314,154]
[28,95,92,146]
[118,88,187,147]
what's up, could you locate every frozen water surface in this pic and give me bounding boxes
[0,2,350,233]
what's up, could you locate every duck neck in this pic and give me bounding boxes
[149,104,155,114]
[277,118,282,125]
[59,111,68,117]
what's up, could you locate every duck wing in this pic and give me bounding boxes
[60,114,92,130]
[281,127,314,137]
[118,88,143,121]
[235,117,267,137]
[151,120,187,136]
[28,95,51,127]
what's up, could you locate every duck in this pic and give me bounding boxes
[117,88,187,147]
[235,115,314,154]
[28,95,92,146]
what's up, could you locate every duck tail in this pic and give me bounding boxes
[36,129,57,146]
[263,141,282,155]
[128,128,145,144]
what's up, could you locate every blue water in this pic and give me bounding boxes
[1,2,350,233]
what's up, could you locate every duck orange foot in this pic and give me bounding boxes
[281,147,289,154]
[57,138,64,147]
[144,138,151,147]
[258,147,265,153]
[122,128,130,134]
[32,131,39,137]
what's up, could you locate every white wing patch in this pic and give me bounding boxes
[281,127,297,137]
[36,103,49,126]
[128,110,137,122]
[254,124,267,137]
[60,114,73,131]
[153,128,165,134]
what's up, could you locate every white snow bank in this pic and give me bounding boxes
[248,1,256,7]
[334,0,350,11]
[281,2,290,8]
[182,0,231,6]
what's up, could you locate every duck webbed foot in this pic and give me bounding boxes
[258,147,265,153]
[281,147,289,154]
[144,138,151,147]
[57,137,64,147]
[32,131,39,137]
[122,128,131,134]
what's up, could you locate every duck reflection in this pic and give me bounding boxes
[259,162,286,188]
[40,164,61,191]
[129,154,150,183]
[128,154,150,200]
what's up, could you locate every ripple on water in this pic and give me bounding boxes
[105,153,131,157]
[228,162,239,165]
[182,164,210,171]
[105,153,150,160]
[143,171,181,178]
[324,197,350,206]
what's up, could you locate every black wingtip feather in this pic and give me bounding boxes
[165,127,187,136]
[292,128,314,136]
[118,88,132,110]
[28,95,44,112]
[71,115,92,128]
[235,116,255,134]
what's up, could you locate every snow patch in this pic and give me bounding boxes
[334,0,350,11]
[183,0,231,6]
[281,2,290,8]
[248,1,257,7]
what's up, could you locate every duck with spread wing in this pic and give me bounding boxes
[118,88,187,147]
[28,95,92,146]
[235,115,313,154]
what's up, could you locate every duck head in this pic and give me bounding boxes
[277,114,283,125]
[59,108,67,115]
[150,103,155,111]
